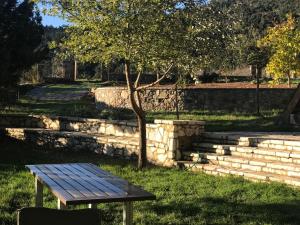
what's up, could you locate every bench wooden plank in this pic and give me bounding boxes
[80,164,153,196]
[47,164,100,198]
[80,163,112,177]
[37,165,85,199]
[60,164,114,197]
[26,166,74,204]
[74,164,156,198]
[70,164,127,195]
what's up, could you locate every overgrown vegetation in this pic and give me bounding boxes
[1,136,300,225]
[0,0,46,88]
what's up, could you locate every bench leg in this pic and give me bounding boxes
[57,199,67,210]
[89,204,97,209]
[35,177,43,207]
[123,202,133,225]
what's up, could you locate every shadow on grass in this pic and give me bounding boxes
[149,197,300,225]
[0,98,99,118]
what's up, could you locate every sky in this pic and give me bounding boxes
[38,3,68,27]
[42,15,68,27]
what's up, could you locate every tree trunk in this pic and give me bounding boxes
[124,61,147,169]
[175,83,179,120]
[74,60,77,81]
[137,115,147,168]
[287,71,291,88]
[256,67,262,115]
[250,65,256,79]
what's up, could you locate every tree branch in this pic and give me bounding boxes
[124,61,144,117]
[136,63,174,90]
[134,70,142,88]
[135,90,143,109]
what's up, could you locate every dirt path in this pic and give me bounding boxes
[26,84,90,101]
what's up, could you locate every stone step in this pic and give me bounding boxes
[201,132,250,146]
[200,138,239,145]
[230,150,300,164]
[193,142,300,161]
[175,161,300,187]
[193,142,232,154]
[201,132,300,149]
[182,152,300,177]
[202,132,241,141]
[182,150,300,164]
[254,141,300,151]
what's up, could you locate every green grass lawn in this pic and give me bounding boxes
[0,97,100,118]
[1,136,300,225]
[1,100,299,131]
[147,110,300,132]
[1,82,299,132]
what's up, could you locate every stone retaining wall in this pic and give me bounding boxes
[93,87,296,112]
[0,115,205,167]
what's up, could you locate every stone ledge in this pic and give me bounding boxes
[154,119,205,125]
[2,127,176,167]
[0,114,206,167]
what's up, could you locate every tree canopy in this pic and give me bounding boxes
[38,0,236,75]
[258,15,300,86]
[0,0,45,87]
[36,0,235,168]
[211,0,300,68]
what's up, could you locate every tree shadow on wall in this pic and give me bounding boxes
[0,135,135,167]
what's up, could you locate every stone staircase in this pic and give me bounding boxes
[176,132,300,187]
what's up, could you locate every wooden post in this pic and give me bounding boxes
[57,199,67,210]
[123,202,133,225]
[35,177,43,207]
[175,83,179,120]
[37,64,40,83]
[256,67,261,115]
[88,203,97,209]
[74,60,78,81]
